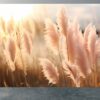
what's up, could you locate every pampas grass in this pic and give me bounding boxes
[40,6,100,87]
[0,5,99,87]
[39,58,59,85]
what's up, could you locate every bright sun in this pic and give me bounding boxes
[0,4,35,21]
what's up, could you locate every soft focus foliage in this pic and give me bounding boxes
[0,5,99,87]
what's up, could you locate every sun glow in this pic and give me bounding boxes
[0,4,35,21]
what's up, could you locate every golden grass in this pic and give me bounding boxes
[0,6,99,87]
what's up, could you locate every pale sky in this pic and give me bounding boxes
[0,4,99,30]
[48,4,100,30]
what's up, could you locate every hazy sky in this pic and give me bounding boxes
[0,4,99,30]
[48,4,100,30]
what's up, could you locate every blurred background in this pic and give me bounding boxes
[0,4,100,30]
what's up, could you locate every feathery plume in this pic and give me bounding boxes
[22,17,36,36]
[95,39,100,54]
[63,61,82,87]
[88,26,97,67]
[22,31,33,55]
[66,23,77,62]
[4,36,16,71]
[95,39,100,68]
[84,23,92,53]
[59,34,68,61]
[45,18,59,55]
[0,17,6,32]
[6,17,16,34]
[7,36,16,62]
[57,6,68,36]
[14,47,24,70]
[75,44,91,77]
[40,58,59,84]
[69,21,92,77]
[84,23,92,42]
